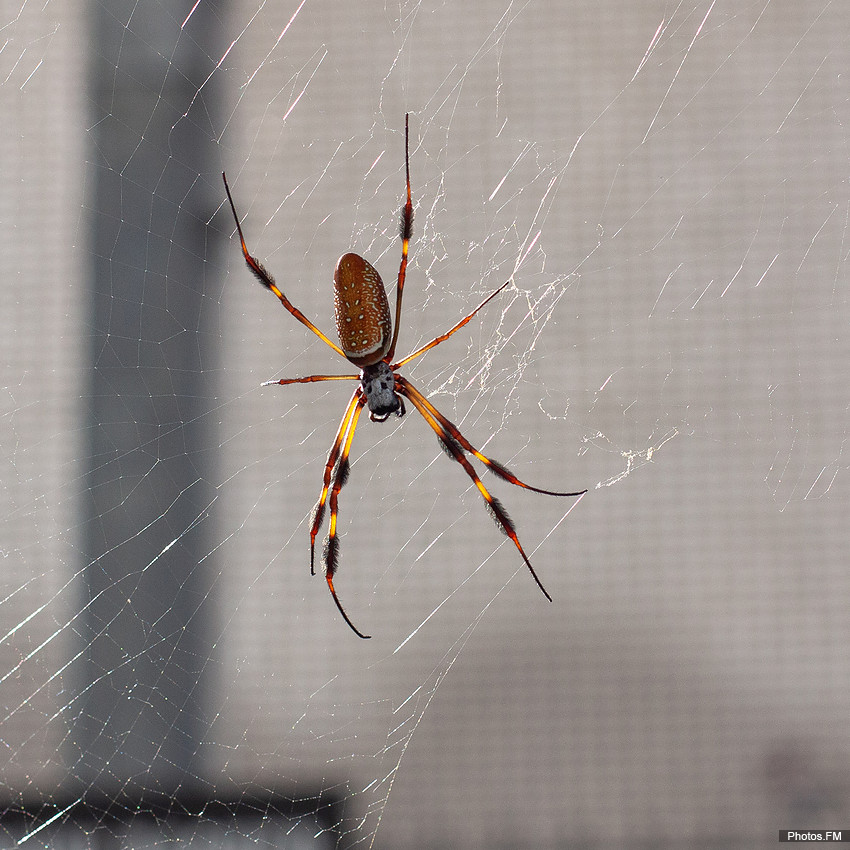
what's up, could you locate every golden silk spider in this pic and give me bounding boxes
[222,115,586,638]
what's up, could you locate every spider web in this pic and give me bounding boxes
[1,0,848,847]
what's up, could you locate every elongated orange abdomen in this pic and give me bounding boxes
[333,253,393,367]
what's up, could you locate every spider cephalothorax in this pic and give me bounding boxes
[223,114,586,638]
[359,360,404,422]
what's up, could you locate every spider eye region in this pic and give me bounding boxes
[333,253,392,367]
[361,360,404,422]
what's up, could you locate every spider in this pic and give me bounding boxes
[222,115,586,638]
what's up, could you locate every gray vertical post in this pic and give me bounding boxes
[73,1,225,798]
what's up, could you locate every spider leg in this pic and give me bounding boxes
[322,395,370,638]
[396,377,586,497]
[222,172,346,359]
[392,280,512,369]
[309,388,363,575]
[261,374,359,387]
[397,379,553,602]
[386,114,414,363]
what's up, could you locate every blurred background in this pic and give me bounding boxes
[0,0,848,847]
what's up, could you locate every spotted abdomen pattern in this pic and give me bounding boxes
[333,253,393,367]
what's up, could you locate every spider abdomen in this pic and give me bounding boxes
[333,253,392,367]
